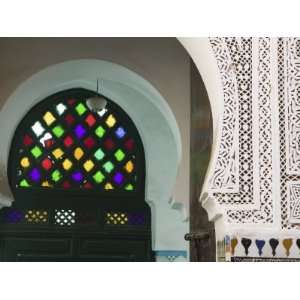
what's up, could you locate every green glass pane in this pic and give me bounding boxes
[103,161,114,173]
[94,148,105,161]
[95,126,106,138]
[31,146,42,158]
[52,170,62,182]
[125,184,134,191]
[93,171,105,183]
[20,179,30,187]
[75,103,87,116]
[52,125,65,138]
[114,149,125,161]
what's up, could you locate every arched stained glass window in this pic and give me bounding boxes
[0,88,152,261]
[8,89,145,194]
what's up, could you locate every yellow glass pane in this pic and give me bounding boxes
[42,181,51,187]
[74,147,84,160]
[62,159,73,170]
[52,148,64,159]
[104,182,114,190]
[106,114,116,128]
[83,160,95,172]
[43,111,56,126]
[124,160,134,173]
[20,157,30,168]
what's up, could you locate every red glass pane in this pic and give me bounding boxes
[44,138,55,149]
[23,134,33,146]
[64,114,75,126]
[63,136,74,148]
[62,181,71,189]
[67,98,76,106]
[83,136,96,149]
[41,158,52,171]
[83,182,93,189]
[85,114,96,127]
[104,138,115,150]
[124,138,134,151]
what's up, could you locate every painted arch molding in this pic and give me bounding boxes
[0,59,188,253]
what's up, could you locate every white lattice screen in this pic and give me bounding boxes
[207,37,300,261]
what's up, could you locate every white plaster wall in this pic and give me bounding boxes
[180,37,300,261]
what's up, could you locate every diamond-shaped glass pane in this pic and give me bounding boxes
[31,146,42,158]
[94,148,105,161]
[75,103,87,116]
[115,149,125,161]
[32,121,45,137]
[43,112,56,126]
[103,161,114,173]
[52,125,65,138]
[93,171,105,183]
[83,160,95,172]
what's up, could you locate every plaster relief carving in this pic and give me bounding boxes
[209,38,274,224]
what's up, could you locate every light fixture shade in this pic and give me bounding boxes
[86,96,107,112]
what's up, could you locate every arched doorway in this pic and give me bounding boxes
[0,88,152,261]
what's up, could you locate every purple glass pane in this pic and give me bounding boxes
[72,171,83,182]
[129,213,145,225]
[113,172,124,185]
[5,209,24,223]
[74,124,86,139]
[115,127,126,139]
[29,168,41,182]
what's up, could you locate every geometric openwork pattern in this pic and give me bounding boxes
[54,209,76,226]
[278,38,300,228]
[105,212,146,225]
[24,210,48,224]
[0,208,48,224]
[288,183,300,221]
[106,212,129,225]
[210,37,254,205]
[9,89,142,192]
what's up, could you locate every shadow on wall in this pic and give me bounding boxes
[189,60,215,262]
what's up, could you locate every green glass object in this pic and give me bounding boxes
[52,170,62,182]
[95,126,106,138]
[20,179,30,187]
[125,184,134,191]
[103,161,114,173]
[93,171,105,183]
[115,149,125,161]
[94,148,105,161]
[75,103,87,116]
[31,146,42,158]
[52,125,65,138]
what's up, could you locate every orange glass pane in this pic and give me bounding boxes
[74,147,84,160]
[124,160,134,173]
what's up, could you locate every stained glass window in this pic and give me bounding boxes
[9,89,144,193]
